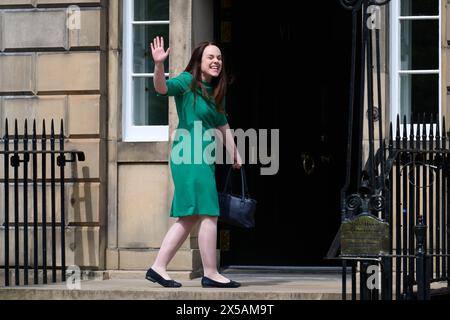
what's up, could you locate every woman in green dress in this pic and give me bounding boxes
[145,37,243,288]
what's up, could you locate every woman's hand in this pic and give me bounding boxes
[216,123,242,170]
[151,36,170,95]
[232,150,243,170]
[150,36,171,64]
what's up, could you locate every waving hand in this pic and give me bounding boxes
[150,36,171,64]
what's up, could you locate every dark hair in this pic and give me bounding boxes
[185,42,227,114]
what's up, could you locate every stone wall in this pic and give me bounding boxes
[0,0,231,277]
[0,0,107,269]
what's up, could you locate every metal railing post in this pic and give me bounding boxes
[1,118,85,287]
[3,119,10,286]
[415,216,427,300]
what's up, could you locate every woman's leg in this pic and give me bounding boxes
[198,215,231,283]
[151,215,199,280]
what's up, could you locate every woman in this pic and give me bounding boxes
[145,37,243,288]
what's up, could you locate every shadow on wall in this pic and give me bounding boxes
[71,162,97,269]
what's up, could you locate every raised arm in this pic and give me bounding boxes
[150,36,171,95]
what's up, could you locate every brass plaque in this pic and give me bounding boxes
[341,214,389,256]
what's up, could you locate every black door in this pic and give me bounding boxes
[215,0,352,266]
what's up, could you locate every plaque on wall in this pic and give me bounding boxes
[341,214,389,256]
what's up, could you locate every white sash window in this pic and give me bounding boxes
[390,0,441,136]
[123,0,170,141]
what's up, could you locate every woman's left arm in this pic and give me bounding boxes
[216,123,243,170]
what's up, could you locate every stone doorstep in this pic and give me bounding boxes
[0,269,202,284]
[0,287,349,300]
[107,270,202,281]
[222,266,348,274]
[0,269,353,300]
[1,269,448,300]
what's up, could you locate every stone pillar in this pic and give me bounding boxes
[105,0,120,270]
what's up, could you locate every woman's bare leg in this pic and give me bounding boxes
[198,216,230,283]
[151,215,199,280]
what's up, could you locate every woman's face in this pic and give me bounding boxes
[200,45,222,82]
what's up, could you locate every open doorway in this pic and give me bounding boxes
[214,0,353,266]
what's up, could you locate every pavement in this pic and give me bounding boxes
[0,268,448,300]
[0,269,351,300]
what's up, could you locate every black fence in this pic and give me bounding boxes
[388,115,450,299]
[339,115,450,300]
[336,0,450,300]
[0,119,85,286]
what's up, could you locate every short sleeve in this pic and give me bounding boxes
[156,71,192,97]
[215,97,228,127]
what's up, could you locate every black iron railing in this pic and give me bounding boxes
[386,115,450,299]
[333,0,450,300]
[338,116,450,300]
[1,118,85,286]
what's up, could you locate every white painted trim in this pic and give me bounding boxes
[439,0,442,129]
[122,0,133,142]
[390,0,400,131]
[122,0,170,142]
[399,16,439,20]
[132,21,170,25]
[398,70,440,74]
[389,0,441,138]
[132,73,170,77]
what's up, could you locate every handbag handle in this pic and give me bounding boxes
[222,166,251,200]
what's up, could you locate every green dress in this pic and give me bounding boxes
[158,71,228,217]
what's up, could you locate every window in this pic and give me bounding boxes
[123,0,170,141]
[390,0,441,135]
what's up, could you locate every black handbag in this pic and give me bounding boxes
[218,166,256,228]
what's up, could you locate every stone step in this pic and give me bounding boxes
[0,269,199,285]
[1,270,447,300]
[0,279,347,300]
[0,271,352,300]
[222,266,347,274]
[107,270,200,280]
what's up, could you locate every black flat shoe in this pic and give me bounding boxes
[201,276,241,288]
[145,268,182,288]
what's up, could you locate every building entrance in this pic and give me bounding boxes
[214,0,353,266]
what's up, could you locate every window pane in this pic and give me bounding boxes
[400,74,438,123]
[401,0,438,16]
[133,77,168,126]
[133,24,169,73]
[400,20,438,70]
[134,0,169,21]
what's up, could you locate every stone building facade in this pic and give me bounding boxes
[0,0,213,279]
[0,0,449,278]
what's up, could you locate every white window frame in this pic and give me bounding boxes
[122,0,170,142]
[389,0,441,138]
